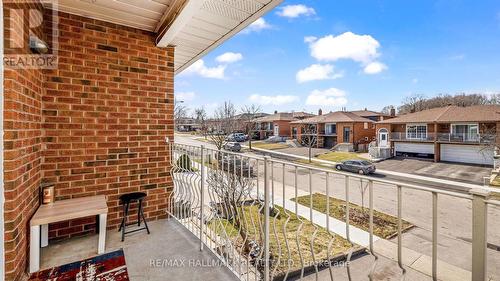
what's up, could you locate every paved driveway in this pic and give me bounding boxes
[375,157,491,184]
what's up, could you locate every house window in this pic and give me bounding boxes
[406,124,427,139]
[451,124,479,141]
[325,123,336,135]
[363,122,368,129]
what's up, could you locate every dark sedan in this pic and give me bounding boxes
[335,160,376,175]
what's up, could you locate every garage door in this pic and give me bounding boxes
[441,144,494,165]
[394,142,434,154]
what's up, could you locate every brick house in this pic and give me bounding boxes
[375,105,500,165]
[252,111,314,140]
[0,0,281,279]
[290,110,377,150]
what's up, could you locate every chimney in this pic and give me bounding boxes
[390,108,396,117]
[274,110,278,114]
[318,109,322,115]
[364,107,367,111]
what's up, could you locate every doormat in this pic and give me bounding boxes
[29,249,129,281]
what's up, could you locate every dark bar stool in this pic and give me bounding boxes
[118,192,150,241]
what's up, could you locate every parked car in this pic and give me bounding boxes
[219,155,254,176]
[223,142,241,152]
[335,160,376,175]
[226,133,246,142]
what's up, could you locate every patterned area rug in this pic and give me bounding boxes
[29,249,129,281]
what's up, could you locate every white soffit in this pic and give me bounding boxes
[157,0,283,74]
[45,0,175,32]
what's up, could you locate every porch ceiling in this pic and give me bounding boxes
[44,0,283,74]
[46,0,176,32]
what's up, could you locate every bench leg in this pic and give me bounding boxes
[98,213,107,254]
[30,225,40,273]
[41,224,49,248]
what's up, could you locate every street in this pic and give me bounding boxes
[174,134,500,280]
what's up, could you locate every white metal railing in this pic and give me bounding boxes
[437,133,495,144]
[390,132,435,141]
[166,141,499,281]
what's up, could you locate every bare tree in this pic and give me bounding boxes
[240,104,262,150]
[398,93,426,114]
[210,101,237,150]
[206,159,271,277]
[300,124,318,163]
[174,101,189,130]
[194,107,208,139]
[395,93,499,114]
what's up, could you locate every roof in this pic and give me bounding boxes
[253,112,314,123]
[46,0,283,73]
[233,113,269,120]
[378,105,500,124]
[291,111,375,124]
[350,109,391,117]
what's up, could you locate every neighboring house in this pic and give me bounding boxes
[290,110,376,150]
[252,111,314,140]
[233,112,269,134]
[375,105,500,165]
[175,118,200,132]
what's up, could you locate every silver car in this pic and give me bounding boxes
[223,142,241,152]
[335,160,376,175]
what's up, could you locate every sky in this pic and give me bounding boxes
[175,0,500,116]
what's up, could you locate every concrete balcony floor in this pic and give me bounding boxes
[40,219,238,281]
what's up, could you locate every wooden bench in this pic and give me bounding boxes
[29,195,108,273]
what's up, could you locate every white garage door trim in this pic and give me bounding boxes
[394,142,434,154]
[441,144,494,165]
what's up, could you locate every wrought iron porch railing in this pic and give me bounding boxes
[166,141,499,281]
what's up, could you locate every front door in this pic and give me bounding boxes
[379,130,388,147]
[343,127,350,143]
[274,124,279,136]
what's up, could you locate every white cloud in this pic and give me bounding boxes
[242,18,271,34]
[248,94,299,105]
[304,36,317,43]
[176,91,196,101]
[305,88,348,106]
[412,78,419,84]
[296,64,343,83]
[306,32,386,74]
[308,32,380,63]
[277,4,315,18]
[216,52,243,64]
[181,59,226,79]
[363,61,387,74]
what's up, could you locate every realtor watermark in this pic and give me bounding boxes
[149,258,349,268]
[150,258,226,268]
[3,0,59,69]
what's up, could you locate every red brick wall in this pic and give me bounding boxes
[41,11,174,239]
[3,2,44,280]
[3,8,174,280]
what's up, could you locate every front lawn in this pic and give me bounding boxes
[208,204,354,277]
[316,151,367,163]
[291,193,413,239]
[250,141,289,150]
